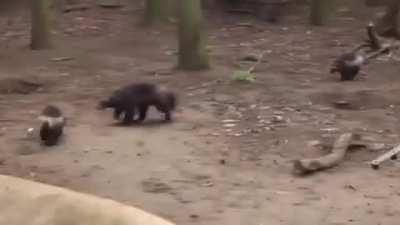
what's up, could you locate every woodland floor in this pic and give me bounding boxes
[1,1,400,225]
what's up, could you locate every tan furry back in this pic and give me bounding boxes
[0,175,175,225]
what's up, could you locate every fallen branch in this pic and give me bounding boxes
[348,23,380,53]
[348,23,398,61]
[362,22,400,62]
[350,43,371,53]
[370,144,400,170]
[292,133,353,175]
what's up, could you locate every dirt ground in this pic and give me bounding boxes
[1,1,400,225]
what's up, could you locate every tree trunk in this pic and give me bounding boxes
[178,0,209,70]
[166,0,178,19]
[376,0,400,39]
[31,0,52,50]
[144,0,167,24]
[310,0,332,25]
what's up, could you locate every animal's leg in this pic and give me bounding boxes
[138,104,149,122]
[122,108,134,124]
[114,108,123,120]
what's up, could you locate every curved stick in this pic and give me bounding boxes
[292,133,353,175]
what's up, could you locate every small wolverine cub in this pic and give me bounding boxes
[38,105,65,146]
[330,52,366,81]
[99,83,177,124]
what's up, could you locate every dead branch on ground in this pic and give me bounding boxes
[352,23,400,63]
[370,144,400,169]
[292,133,353,175]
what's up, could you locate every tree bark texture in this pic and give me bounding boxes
[145,0,167,24]
[310,0,333,26]
[31,0,52,50]
[178,0,210,70]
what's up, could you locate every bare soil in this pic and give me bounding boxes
[1,1,400,225]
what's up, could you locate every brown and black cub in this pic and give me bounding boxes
[38,105,65,146]
[98,83,177,124]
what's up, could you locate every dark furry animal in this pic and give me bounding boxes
[39,105,65,146]
[330,52,366,81]
[99,83,177,124]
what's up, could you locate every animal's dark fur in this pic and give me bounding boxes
[99,83,177,124]
[39,105,65,146]
[330,52,365,81]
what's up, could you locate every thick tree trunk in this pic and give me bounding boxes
[178,0,209,70]
[31,0,52,50]
[166,0,178,18]
[144,0,167,24]
[310,0,333,25]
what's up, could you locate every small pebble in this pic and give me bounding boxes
[223,123,236,128]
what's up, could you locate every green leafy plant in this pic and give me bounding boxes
[232,70,256,83]
[231,50,267,83]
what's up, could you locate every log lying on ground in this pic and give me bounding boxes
[292,133,353,175]
[0,175,175,225]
